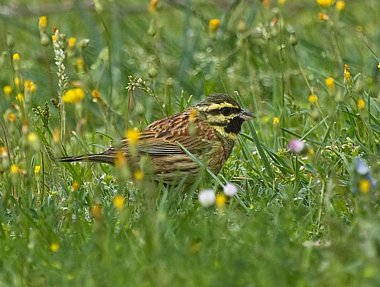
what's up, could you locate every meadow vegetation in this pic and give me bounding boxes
[0,0,380,286]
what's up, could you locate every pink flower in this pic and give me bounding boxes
[223,183,238,197]
[288,139,305,154]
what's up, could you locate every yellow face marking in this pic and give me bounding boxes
[206,114,237,123]
[212,126,238,141]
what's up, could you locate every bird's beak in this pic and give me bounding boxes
[239,109,254,120]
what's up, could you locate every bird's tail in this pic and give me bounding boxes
[58,153,115,165]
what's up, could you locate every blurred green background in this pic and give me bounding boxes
[0,0,380,286]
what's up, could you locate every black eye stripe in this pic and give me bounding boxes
[208,107,241,116]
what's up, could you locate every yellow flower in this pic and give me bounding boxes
[308,147,315,157]
[325,77,335,90]
[75,57,85,71]
[16,93,24,102]
[39,16,47,29]
[0,147,7,157]
[91,89,101,99]
[34,165,41,174]
[62,88,85,104]
[113,194,125,211]
[27,132,38,143]
[208,18,221,33]
[68,37,76,49]
[24,80,37,92]
[359,178,370,194]
[308,94,318,104]
[316,0,333,8]
[278,0,286,5]
[71,181,79,191]
[51,34,56,43]
[126,129,140,147]
[357,99,365,110]
[344,64,351,81]
[377,63,380,70]
[215,194,226,209]
[50,242,60,252]
[148,0,158,12]
[134,170,144,181]
[318,12,329,21]
[261,0,270,8]
[10,164,19,174]
[273,116,280,126]
[92,204,102,220]
[336,0,345,11]
[14,77,20,88]
[3,85,12,96]
[12,53,20,62]
[7,112,16,122]
[115,150,126,167]
[12,53,21,71]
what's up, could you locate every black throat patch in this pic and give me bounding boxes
[224,117,244,134]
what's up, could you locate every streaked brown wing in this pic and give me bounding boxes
[136,132,213,156]
[101,111,217,159]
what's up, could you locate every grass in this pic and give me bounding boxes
[0,0,380,286]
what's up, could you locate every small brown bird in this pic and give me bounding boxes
[59,94,253,182]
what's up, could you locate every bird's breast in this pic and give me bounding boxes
[206,136,235,175]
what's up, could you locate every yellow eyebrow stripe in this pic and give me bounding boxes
[197,102,238,111]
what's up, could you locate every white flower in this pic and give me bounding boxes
[355,158,369,175]
[223,183,238,197]
[198,189,215,207]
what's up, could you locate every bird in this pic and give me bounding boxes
[59,94,253,182]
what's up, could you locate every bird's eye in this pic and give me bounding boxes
[220,107,240,116]
[221,108,232,116]
[207,106,241,116]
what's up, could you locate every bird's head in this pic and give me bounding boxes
[195,94,254,139]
